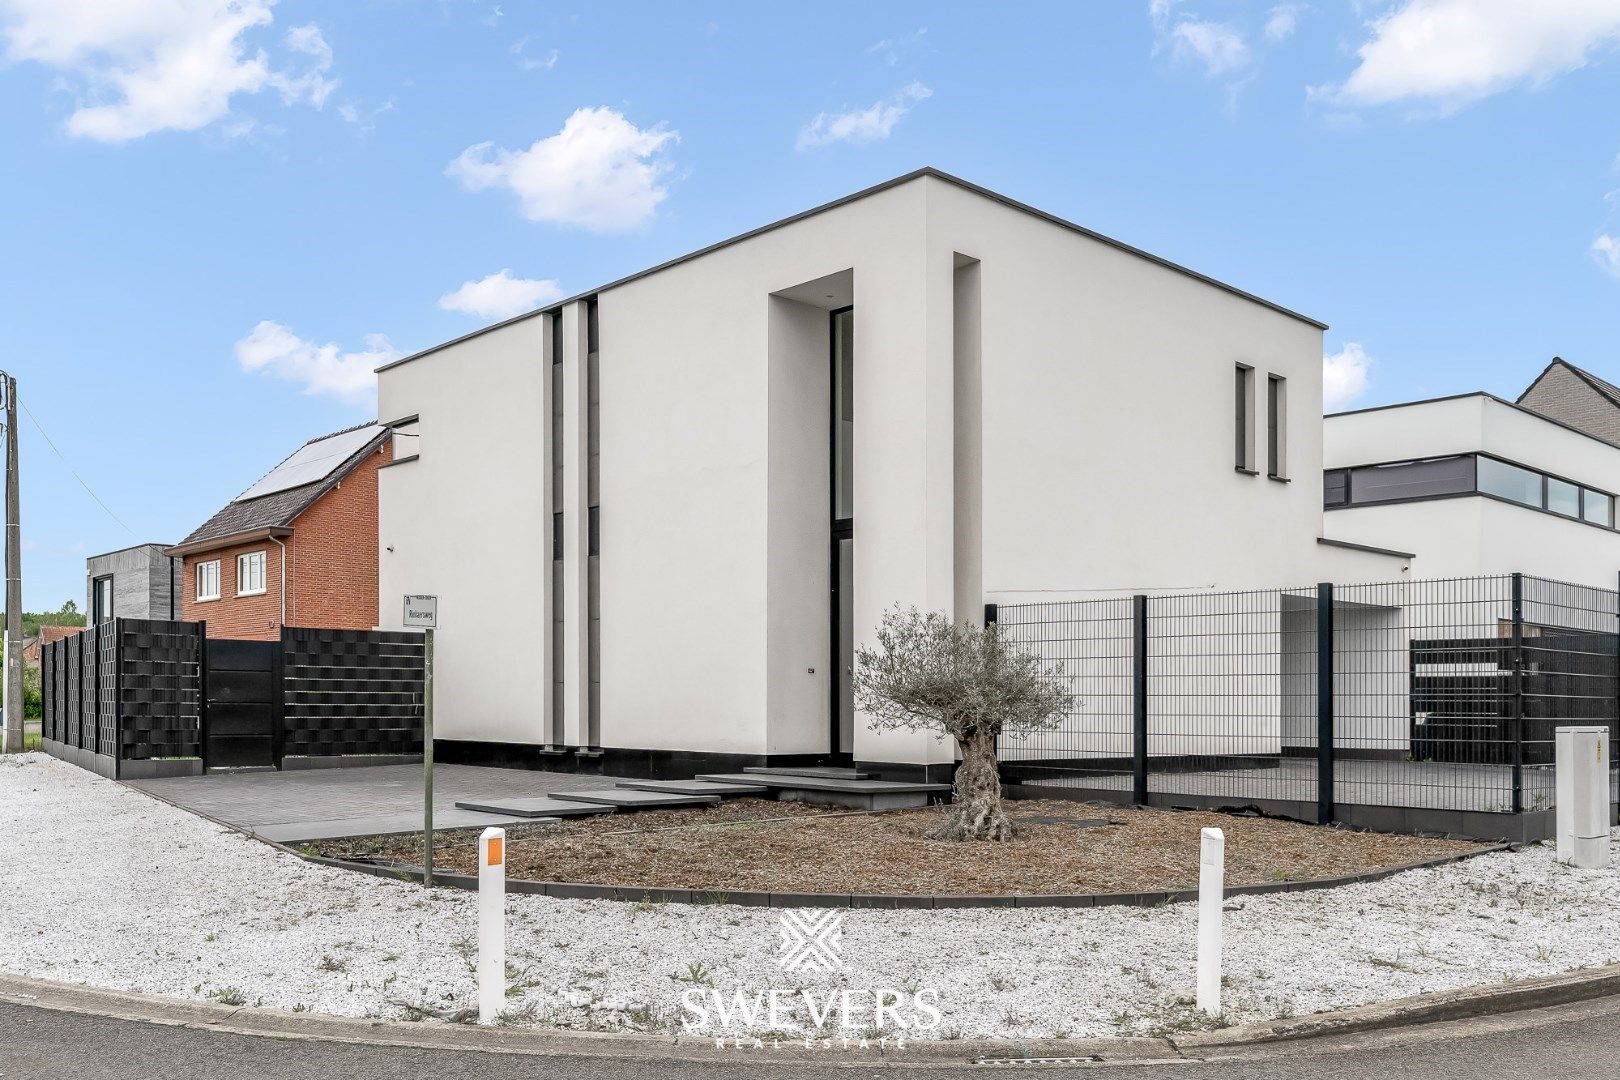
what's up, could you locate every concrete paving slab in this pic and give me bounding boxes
[453,796,615,818]
[744,766,871,780]
[256,809,543,843]
[616,779,769,797]
[552,788,720,808]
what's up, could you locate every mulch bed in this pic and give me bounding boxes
[308,798,1490,897]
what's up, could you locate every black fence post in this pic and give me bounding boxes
[1510,572,1525,815]
[1317,582,1335,826]
[1133,593,1148,806]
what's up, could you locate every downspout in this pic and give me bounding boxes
[269,536,288,630]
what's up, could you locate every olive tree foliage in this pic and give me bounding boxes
[853,606,1070,841]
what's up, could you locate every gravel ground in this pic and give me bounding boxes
[5,753,1620,1041]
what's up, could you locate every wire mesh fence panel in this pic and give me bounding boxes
[1145,587,1318,806]
[996,598,1134,793]
[1333,576,1525,812]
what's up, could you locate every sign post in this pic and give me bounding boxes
[405,596,438,886]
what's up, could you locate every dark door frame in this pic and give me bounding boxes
[828,305,854,762]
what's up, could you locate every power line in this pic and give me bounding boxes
[19,401,137,539]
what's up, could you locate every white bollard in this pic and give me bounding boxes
[1196,827,1224,1017]
[1555,726,1609,869]
[478,826,506,1024]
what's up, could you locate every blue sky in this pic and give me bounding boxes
[3,0,1620,608]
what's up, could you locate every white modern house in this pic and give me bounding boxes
[1324,359,1620,590]
[374,168,1410,779]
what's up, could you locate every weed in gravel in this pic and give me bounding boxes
[317,955,348,973]
[211,987,247,1006]
[1534,944,1554,963]
[988,975,1017,992]
[676,962,714,986]
[1368,955,1420,973]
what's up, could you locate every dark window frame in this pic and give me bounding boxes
[1234,364,1254,472]
[1326,450,1620,533]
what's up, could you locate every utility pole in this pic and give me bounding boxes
[2,374,21,754]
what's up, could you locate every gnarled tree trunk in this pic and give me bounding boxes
[933,726,1013,841]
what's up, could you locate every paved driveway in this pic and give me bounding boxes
[126,764,631,843]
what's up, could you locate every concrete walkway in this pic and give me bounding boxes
[126,764,631,843]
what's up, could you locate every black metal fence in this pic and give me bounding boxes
[40,620,424,779]
[996,573,1618,841]
[282,627,425,759]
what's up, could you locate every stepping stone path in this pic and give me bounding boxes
[454,769,953,823]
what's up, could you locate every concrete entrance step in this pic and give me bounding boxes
[616,779,769,797]
[695,773,950,811]
[453,796,615,819]
[743,766,872,781]
[550,788,721,809]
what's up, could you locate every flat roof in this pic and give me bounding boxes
[1327,390,1620,455]
[378,166,1327,376]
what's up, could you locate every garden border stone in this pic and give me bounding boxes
[283,842,1508,908]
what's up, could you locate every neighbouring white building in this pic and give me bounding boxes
[1324,359,1620,590]
[374,168,1412,778]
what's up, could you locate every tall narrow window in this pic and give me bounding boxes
[833,309,854,518]
[1267,374,1287,479]
[92,575,113,623]
[1234,364,1253,471]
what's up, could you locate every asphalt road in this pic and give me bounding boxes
[3,995,1617,1079]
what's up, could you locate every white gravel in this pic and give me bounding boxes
[4,752,1620,1041]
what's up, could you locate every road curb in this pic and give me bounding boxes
[2,962,1619,1066]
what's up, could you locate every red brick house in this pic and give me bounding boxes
[166,423,391,640]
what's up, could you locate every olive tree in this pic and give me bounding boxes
[853,606,1069,842]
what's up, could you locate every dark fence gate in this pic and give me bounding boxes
[41,621,423,778]
[203,638,280,768]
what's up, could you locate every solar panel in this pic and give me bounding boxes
[235,424,383,502]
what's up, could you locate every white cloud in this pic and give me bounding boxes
[0,0,337,142]
[1593,234,1620,278]
[1323,342,1374,411]
[234,320,395,404]
[448,107,678,232]
[1264,4,1304,43]
[1171,19,1252,75]
[438,270,564,320]
[1324,0,1620,111]
[866,27,926,67]
[511,36,557,71]
[796,82,932,151]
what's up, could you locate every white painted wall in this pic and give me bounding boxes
[377,172,1410,764]
[377,318,549,743]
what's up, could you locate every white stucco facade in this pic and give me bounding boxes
[1324,393,1620,589]
[375,169,1408,772]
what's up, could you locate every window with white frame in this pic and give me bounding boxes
[237,551,267,596]
[196,560,221,602]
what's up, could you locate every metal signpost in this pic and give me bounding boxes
[404,595,438,884]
